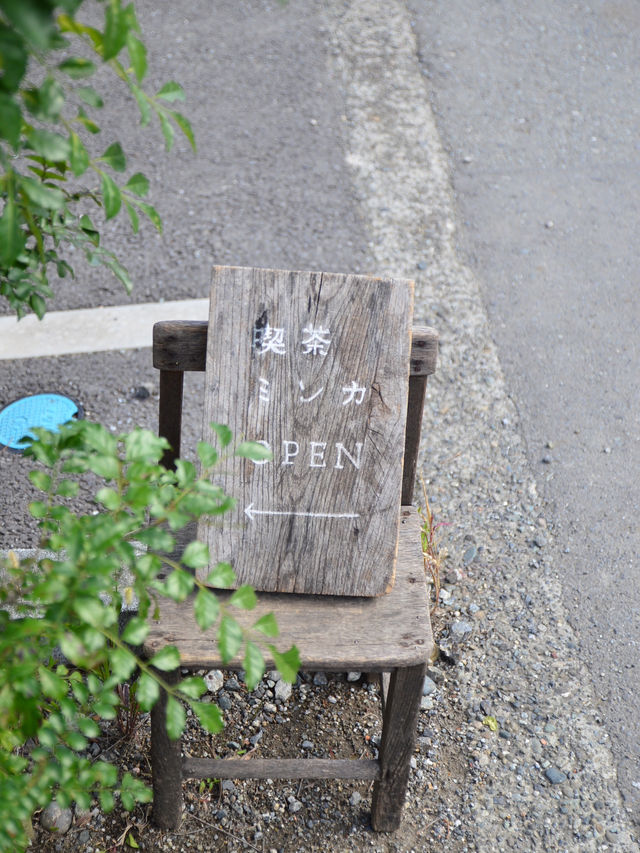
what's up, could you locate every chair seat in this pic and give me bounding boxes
[143,507,433,672]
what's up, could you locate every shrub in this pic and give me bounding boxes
[0,420,299,852]
[0,0,194,317]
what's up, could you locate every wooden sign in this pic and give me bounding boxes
[198,267,414,597]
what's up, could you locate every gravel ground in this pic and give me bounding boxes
[18,1,640,850]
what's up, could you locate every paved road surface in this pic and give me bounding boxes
[409,0,640,818]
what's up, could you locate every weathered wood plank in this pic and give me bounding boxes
[182,757,380,781]
[401,373,428,505]
[150,667,183,829]
[144,508,433,671]
[371,663,426,831]
[153,320,438,376]
[158,370,183,470]
[198,266,414,596]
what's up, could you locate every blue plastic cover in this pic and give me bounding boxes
[0,394,80,451]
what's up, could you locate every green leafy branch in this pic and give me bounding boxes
[0,420,299,853]
[0,0,196,318]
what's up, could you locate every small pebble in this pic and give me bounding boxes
[204,670,224,693]
[462,545,477,565]
[41,803,73,835]
[423,676,437,696]
[349,791,362,807]
[545,767,567,785]
[346,671,361,682]
[274,680,292,702]
[217,691,232,711]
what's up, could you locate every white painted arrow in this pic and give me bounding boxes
[244,503,359,523]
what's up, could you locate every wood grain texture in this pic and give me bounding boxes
[371,663,426,831]
[143,508,433,671]
[150,667,183,829]
[198,266,414,596]
[182,757,381,781]
[153,320,438,375]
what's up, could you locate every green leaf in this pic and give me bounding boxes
[205,561,235,588]
[28,470,52,492]
[156,81,185,102]
[0,25,28,93]
[175,458,196,487]
[28,76,65,120]
[19,175,65,210]
[159,112,174,152]
[165,569,194,601]
[88,453,120,480]
[77,86,104,108]
[172,110,196,151]
[0,181,25,265]
[134,200,162,232]
[252,612,279,638]
[38,666,68,701]
[99,789,115,812]
[192,700,224,733]
[101,172,122,219]
[29,293,47,319]
[26,129,70,162]
[135,672,159,710]
[126,833,140,849]
[229,585,257,610]
[124,171,149,197]
[178,675,206,699]
[182,541,209,569]
[103,0,128,60]
[217,615,242,664]
[55,479,79,497]
[75,107,100,133]
[197,441,218,468]
[73,597,106,626]
[127,32,147,81]
[1,0,54,50]
[131,84,150,125]
[149,645,181,672]
[109,257,135,294]
[69,131,89,176]
[100,141,126,173]
[165,695,186,740]
[235,441,273,462]
[210,423,232,449]
[244,641,265,690]
[124,199,139,233]
[124,428,165,462]
[269,645,300,684]
[121,617,149,645]
[110,646,137,680]
[133,526,174,551]
[0,92,21,148]
[80,214,100,246]
[58,57,96,79]
[193,588,219,631]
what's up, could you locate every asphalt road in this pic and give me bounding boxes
[409,0,640,819]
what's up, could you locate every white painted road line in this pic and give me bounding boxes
[0,299,210,360]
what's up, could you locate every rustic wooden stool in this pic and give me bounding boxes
[144,268,438,832]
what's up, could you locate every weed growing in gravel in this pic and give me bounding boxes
[0,420,299,853]
[417,478,448,614]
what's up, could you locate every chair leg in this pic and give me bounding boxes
[371,662,426,832]
[150,667,183,829]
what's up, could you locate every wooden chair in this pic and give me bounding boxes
[145,309,438,833]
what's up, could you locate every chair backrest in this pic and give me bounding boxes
[153,268,438,598]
